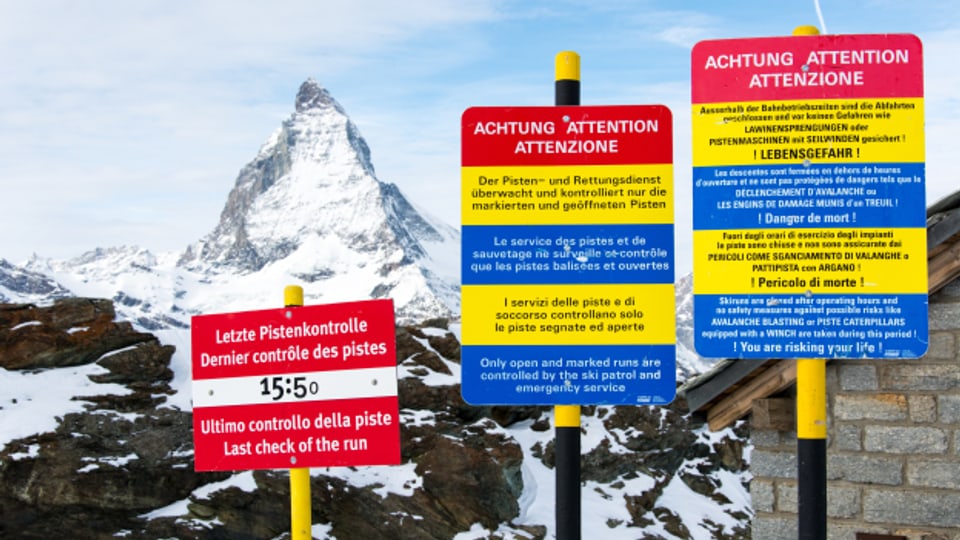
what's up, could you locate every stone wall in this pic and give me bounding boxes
[750,278,960,540]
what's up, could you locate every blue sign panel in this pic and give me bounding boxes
[460,344,676,405]
[462,223,674,285]
[694,292,928,358]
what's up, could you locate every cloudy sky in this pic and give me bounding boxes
[2,0,957,276]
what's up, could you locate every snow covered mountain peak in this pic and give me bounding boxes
[179,78,380,272]
[172,78,459,321]
[2,79,458,325]
[295,77,345,114]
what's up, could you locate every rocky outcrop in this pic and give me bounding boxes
[0,299,750,538]
[0,299,217,539]
[0,298,155,370]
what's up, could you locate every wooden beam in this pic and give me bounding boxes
[751,397,795,431]
[684,359,768,413]
[928,236,960,294]
[707,360,797,431]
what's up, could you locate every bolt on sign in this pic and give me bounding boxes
[191,299,400,471]
[691,33,927,359]
[460,105,676,405]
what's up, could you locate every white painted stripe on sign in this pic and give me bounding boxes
[192,366,398,408]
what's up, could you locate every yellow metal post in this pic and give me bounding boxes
[555,50,580,88]
[796,358,827,540]
[284,285,311,540]
[796,359,827,440]
[793,25,821,36]
[554,50,582,540]
[791,25,828,540]
[554,404,581,539]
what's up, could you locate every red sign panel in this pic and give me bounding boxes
[691,33,923,103]
[461,105,672,167]
[191,299,400,471]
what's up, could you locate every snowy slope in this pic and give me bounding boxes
[0,317,750,538]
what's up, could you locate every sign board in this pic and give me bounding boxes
[460,105,676,405]
[191,299,400,471]
[691,33,927,359]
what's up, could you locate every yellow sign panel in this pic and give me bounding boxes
[692,98,924,167]
[693,227,927,295]
[461,283,675,346]
[462,164,673,226]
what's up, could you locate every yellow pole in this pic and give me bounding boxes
[791,25,827,540]
[554,50,581,540]
[796,359,827,439]
[793,24,820,36]
[554,403,581,539]
[796,357,827,540]
[555,405,581,430]
[555,50,580,83]
[285,285,311,540]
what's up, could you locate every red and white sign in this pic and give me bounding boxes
[461,105,673,167]
[691,33,923,103]
[191,299,400,471]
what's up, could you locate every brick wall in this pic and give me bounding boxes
[750,278,960,540]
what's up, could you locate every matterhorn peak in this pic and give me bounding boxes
[179,78,379,272]
[177,78,459,322]
[294,78,343,114]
